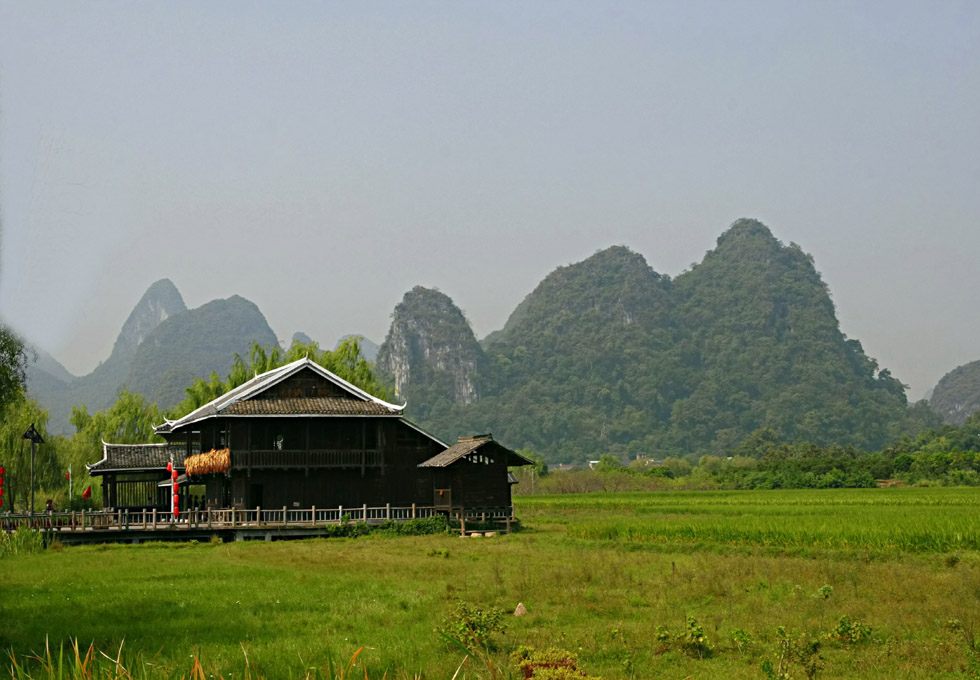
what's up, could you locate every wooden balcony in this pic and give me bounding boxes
[233,448,382,469]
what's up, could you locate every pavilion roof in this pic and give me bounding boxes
[155,358,404,433]
[88,442,187,474]
[418,435,532,468]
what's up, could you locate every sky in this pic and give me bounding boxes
[0,1,977,400]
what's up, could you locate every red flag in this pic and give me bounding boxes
[66,472,71,479]
[82,486,92,499]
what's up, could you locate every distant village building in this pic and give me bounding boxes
[88,358,530,514]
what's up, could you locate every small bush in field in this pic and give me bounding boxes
[762,627,822,680]
[729,627,752,656]
[511,646,603,679]
[443,601,506,650]
[681,616,713,658]
[826,615,872,644]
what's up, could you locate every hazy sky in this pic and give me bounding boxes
[1,2,977,399]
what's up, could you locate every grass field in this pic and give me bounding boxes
[2,488,980,678]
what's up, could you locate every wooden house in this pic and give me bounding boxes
[88,358,530,514]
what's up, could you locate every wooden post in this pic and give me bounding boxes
[256,506,260,527]
[362,503,367,522]
[152,508,157,530]
[460,512,466,537]
[338,505,343,524]
[411,503,416,519]
[282,506,287,527]
[386,503,390,520]
[311,505,316,528]
[117,508,122,529]
[231,507,236,527]
[71,511,76,532]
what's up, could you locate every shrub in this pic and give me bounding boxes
[762,627,822,680]
[826,615,872,645]
[680,616,713,658]
[443,601,507,650]
[511,647,602,679]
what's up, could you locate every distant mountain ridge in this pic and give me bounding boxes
[25,280,277,433]
[380,219,928,462]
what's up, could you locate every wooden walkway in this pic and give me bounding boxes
[0,504,516,543]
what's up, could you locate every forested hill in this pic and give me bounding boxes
[930,360,980,425]
[376,286,486,423]
[385,219,932,463]
[124,295,278,408]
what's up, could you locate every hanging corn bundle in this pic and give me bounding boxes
[185,448,232,476]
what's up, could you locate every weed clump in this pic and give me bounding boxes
[761,626,822,680]
[511,646,603,679]
[0,528,46,558]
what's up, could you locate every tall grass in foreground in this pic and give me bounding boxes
[0,529,46,559]
[7,639,414,680]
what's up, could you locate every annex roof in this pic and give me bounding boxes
[155,357,405,433]
[88,442,188,473]
[418,435,532,468]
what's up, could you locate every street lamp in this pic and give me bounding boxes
[22,423,44,516]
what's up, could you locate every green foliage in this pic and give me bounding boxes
[826,616,872,645]
[762,627,822,680]
[375,515,448,536]
[680,616,713,658]
[0,397,60,512]
[0,528,46,558]
[728,627,752,656]
[442,601,507,651]
[0,323,31,415]
[930,360,980,425]
[394,220,919,463]
[593,454,623,473]
[511,646,602,679]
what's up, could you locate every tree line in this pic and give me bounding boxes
[515,414,980,495]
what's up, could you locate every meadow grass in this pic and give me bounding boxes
[2,487,979,678]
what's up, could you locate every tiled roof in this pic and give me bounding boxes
[223,397,398,416]
[89,443,187,472]
[418,435,532,468]
[156,358,404,433]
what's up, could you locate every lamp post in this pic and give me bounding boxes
[22,423,44,516]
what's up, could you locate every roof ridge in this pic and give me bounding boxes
[156,357,405,433]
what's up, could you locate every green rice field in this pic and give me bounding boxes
[2,487,980,678]
[520,487,980,553]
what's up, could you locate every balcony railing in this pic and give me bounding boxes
[0,504,517,535]
[233,448,382,469]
